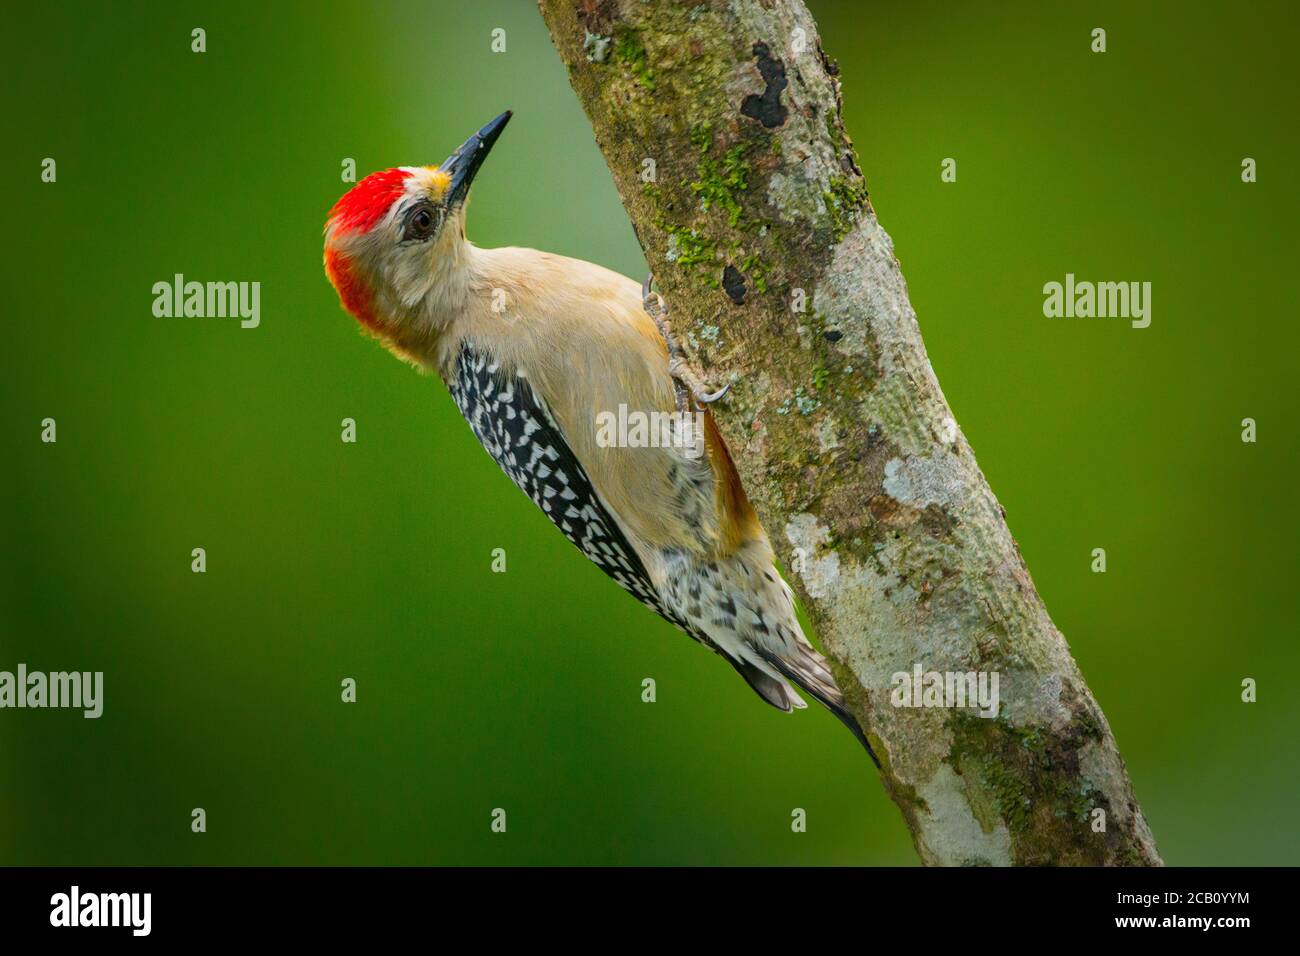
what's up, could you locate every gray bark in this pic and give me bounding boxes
[538,0,1161,865]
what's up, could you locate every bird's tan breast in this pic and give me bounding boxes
[443,248,761,561]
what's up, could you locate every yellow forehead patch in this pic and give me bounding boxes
[419,166,452,198]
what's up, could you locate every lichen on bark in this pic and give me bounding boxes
[539,0,1161,866]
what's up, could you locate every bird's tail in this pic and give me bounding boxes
[759,646,881,769]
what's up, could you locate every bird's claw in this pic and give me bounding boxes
[696,382,730,404]
[643,273,729,413]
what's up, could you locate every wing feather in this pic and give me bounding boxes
[447,342,712,646]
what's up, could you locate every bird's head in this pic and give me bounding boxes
[323,111,511,343]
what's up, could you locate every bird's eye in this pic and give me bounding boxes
[403,206,439,242]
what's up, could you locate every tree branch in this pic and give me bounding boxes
[538,0,1161,865]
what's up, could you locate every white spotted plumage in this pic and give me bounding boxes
[445,335,877,766]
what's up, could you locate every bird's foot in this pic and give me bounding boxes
[669,357,731,406]
[642,274,731,413]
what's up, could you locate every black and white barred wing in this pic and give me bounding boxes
[447,343,672,620]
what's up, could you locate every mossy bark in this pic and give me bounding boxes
[538,0,1161,866]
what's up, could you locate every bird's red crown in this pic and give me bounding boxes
[326,167,411,236]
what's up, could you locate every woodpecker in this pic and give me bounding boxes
[323,112,878,766]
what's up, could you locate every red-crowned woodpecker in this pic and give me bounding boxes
[324,112,877,766]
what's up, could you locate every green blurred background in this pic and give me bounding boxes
[2,1,1296,865]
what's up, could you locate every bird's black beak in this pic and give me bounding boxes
[440,111,511,209]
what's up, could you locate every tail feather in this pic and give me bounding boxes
[759,649,881,769]
[724,655,807,712]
